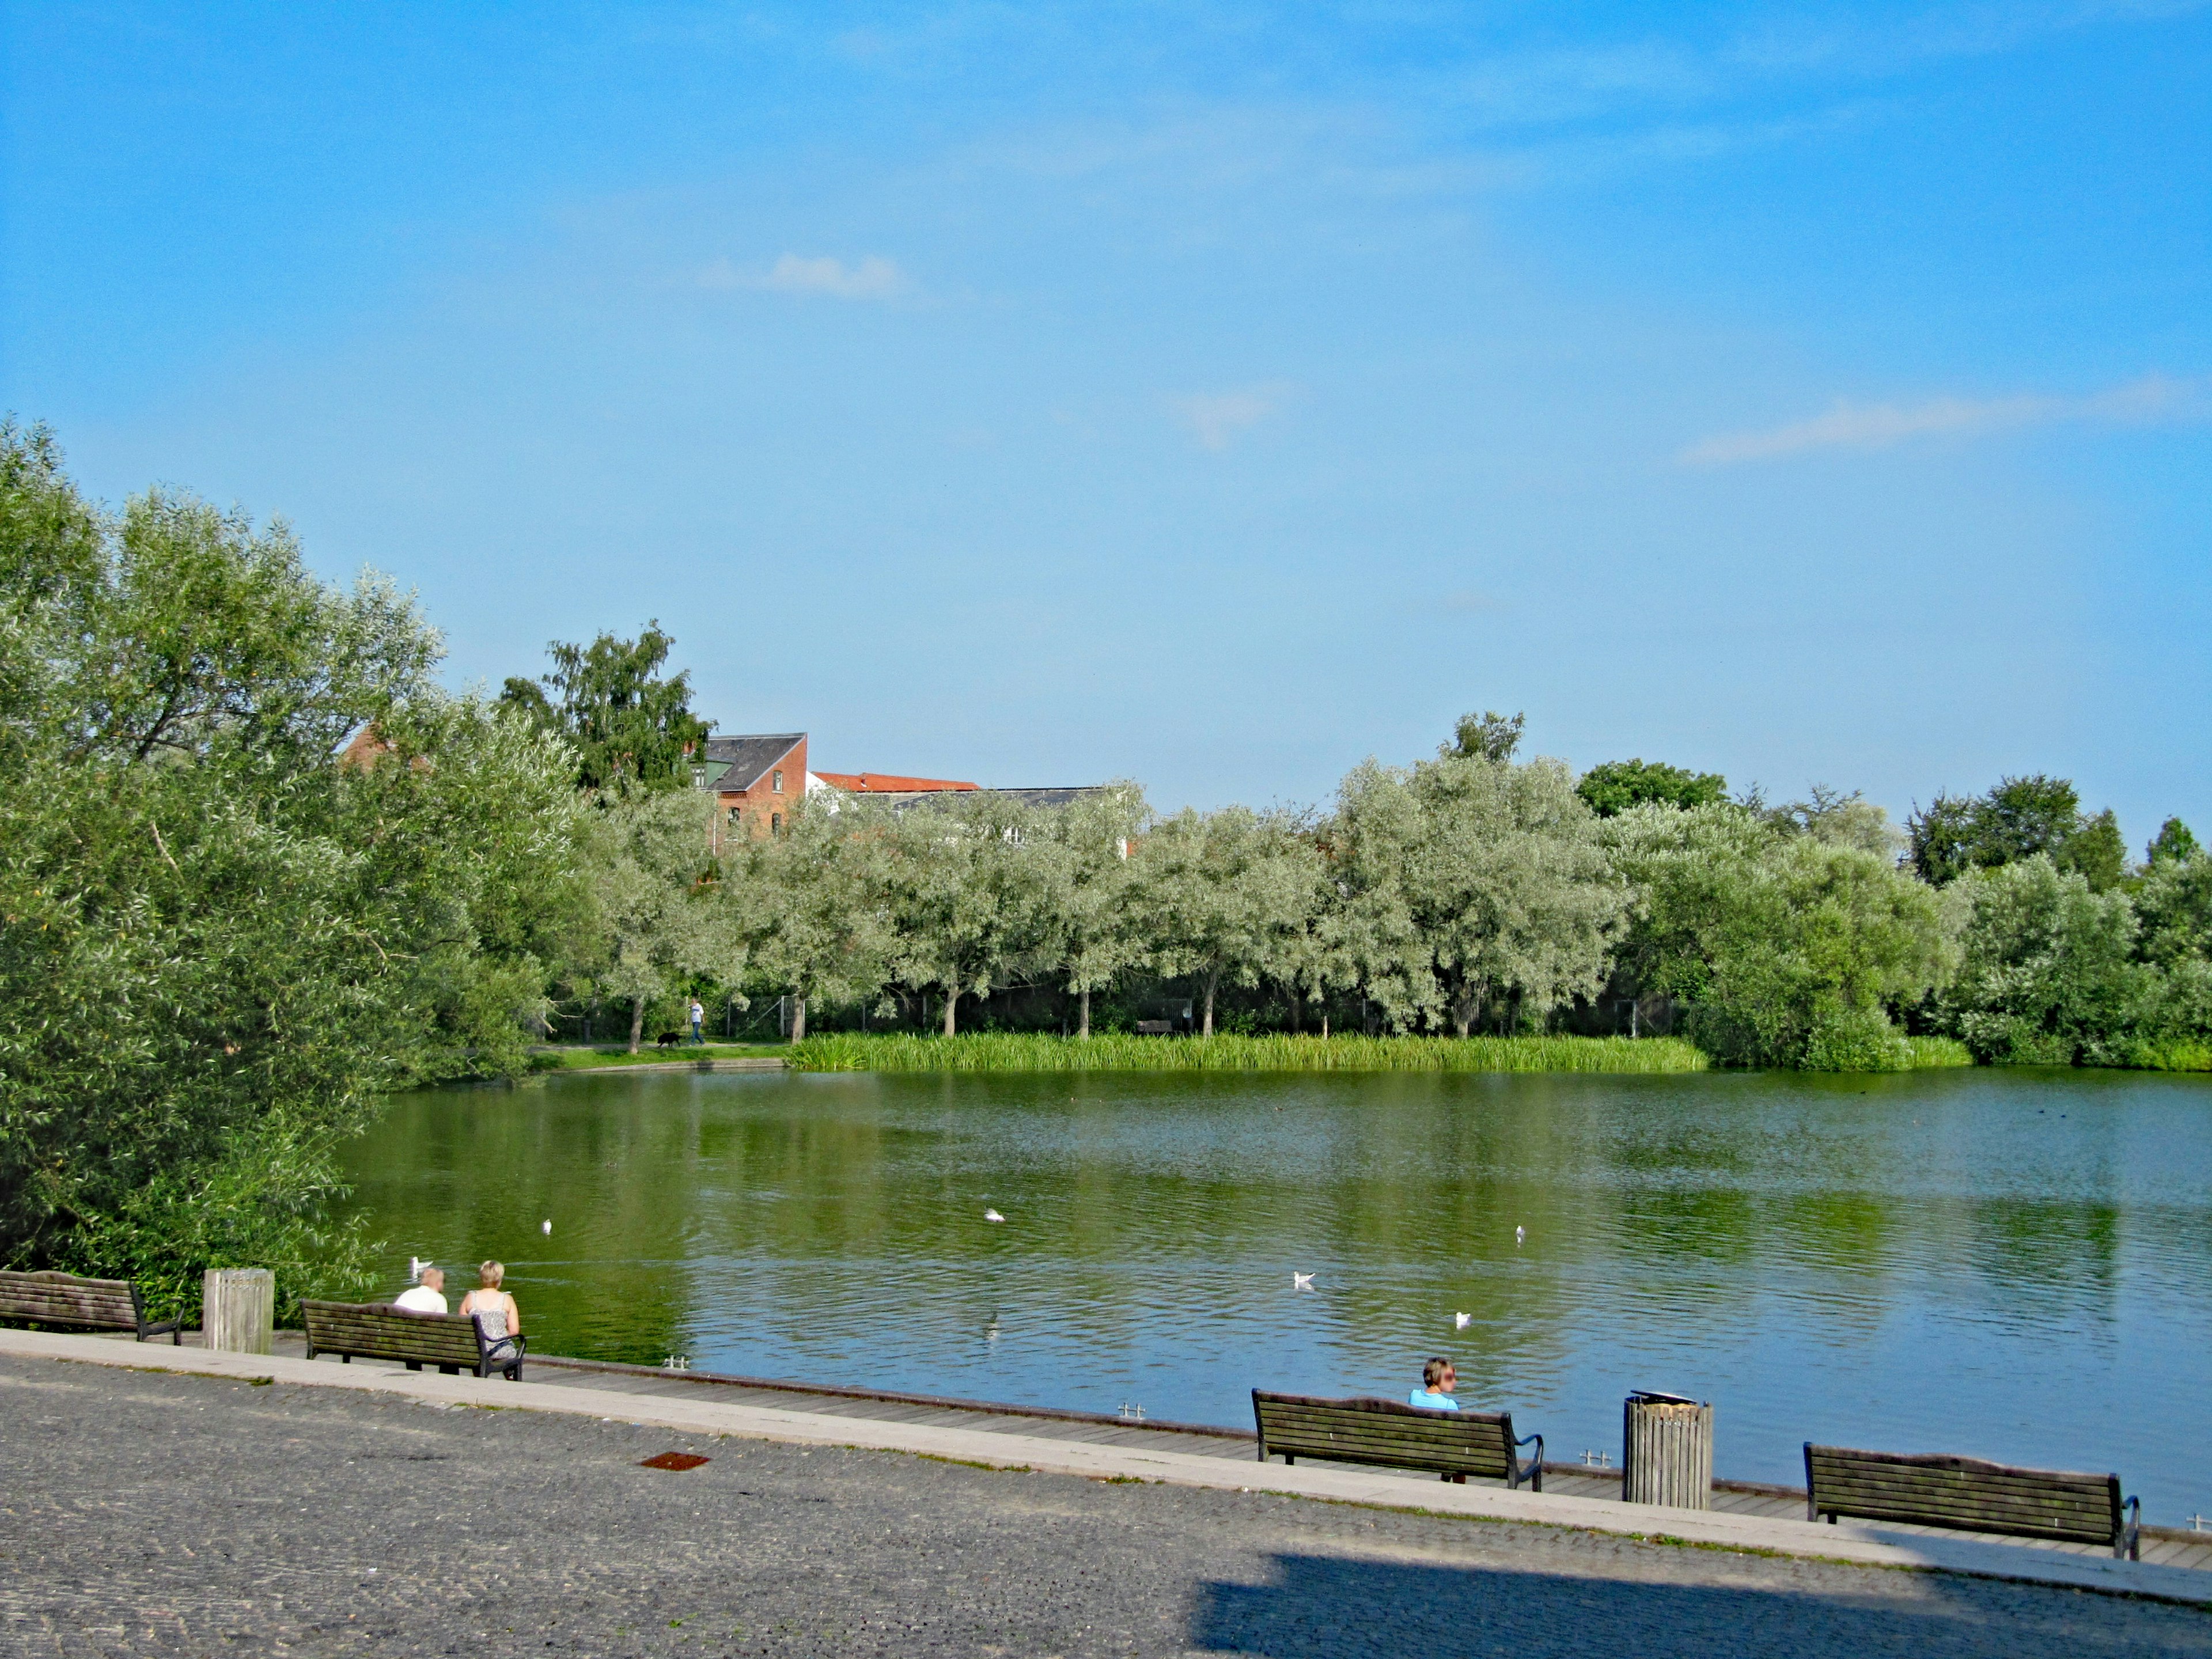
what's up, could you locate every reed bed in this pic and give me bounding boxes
[1902,1036,1975,1069]
[787,1031,1710,1074]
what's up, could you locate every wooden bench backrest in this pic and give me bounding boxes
[1254,1391,1518,1479]
[301,1301,486,1369]
[1805,1445,2123,1546]
[0,1270,140,1331]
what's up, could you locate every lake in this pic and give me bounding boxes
[344,1065,2212,1522]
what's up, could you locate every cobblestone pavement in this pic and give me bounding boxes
[2,1355,2206,1658]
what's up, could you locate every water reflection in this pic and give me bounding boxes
[344,1066,2212,1519]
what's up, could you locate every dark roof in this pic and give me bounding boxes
[987,787,1115,809]
[699,733,805,793]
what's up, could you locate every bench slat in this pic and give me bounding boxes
[1805,1444,2122,1547]
[1255,1392,1538,1487]
[301,1301,521,1379]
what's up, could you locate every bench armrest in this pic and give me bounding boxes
[1510,1431,1543,1492]
[2118,1495,2141,1561]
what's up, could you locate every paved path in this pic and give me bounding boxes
[3,1351,2209,1657]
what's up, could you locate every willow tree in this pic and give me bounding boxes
[1035,784,1150,1038]
[586,785,747,1051]
[1131,806,1322,1037]
[881,790,1058,1035]
[730,793,897,1041]
[1331,726,1627,1035]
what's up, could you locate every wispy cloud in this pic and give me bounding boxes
[699,253,908,300]
[1680,374,2209,464]
[1170,381,1297,450]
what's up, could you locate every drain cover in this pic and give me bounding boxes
[639,1452,710,1471]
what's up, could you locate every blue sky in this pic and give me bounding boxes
[5,3,2208,837]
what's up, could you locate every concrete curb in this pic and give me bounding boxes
[9,1328,2204,1607]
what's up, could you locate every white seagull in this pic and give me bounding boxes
[1291,1272,1315,1290]
[1455,1312,1472,1329]
[408,1256,430,1283]
[1514,1225,1525,1245]
[542,1220,553,1235]
[984,1209,1006,1224]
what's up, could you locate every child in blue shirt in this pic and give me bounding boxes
[1410,1356,1459,1410]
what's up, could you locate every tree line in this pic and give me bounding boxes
[4,427,2208,1304]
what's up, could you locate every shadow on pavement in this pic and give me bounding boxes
[1191,1551,2209,1658]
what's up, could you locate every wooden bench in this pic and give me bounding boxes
[1805,1444,2139,1559]
[0,1270,184,1343]
[301,1301,526,1381]
[1254,1391,1543,1489]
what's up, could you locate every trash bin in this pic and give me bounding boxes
[202,1267,275,1355]
[1623,1391,1712,1509]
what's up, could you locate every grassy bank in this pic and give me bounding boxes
[528,1043,788,1071]
[787,1031,1710,1074]
[1902,1036,1975,1069]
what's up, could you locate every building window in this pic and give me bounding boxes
[771,812,782,833]
[727,806,741,824]
[691,767,707,788]
[772,769,784,793]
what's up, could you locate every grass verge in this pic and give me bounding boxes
[787,1032,1709,1074]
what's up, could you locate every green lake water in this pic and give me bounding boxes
[344,1066,2212,1521]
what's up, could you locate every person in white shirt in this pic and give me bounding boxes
[689,999,706,1045]
[393,1266,447,1314]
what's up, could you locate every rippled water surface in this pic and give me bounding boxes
[345,1067,2212,1518]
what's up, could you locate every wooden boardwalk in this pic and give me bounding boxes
[250,1332,2211,1571]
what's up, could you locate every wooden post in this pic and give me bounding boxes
[202,1268,275,1355]
[1623,1392,1712,1509]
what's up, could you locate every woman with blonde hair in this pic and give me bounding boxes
[459,1260,522,1361]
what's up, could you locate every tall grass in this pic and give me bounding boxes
[1902,1036,1976,1069]
[787,1031,1709,1074]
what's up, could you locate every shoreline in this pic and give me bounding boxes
[8,1326,2206,1606]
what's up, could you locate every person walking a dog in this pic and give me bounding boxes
[688,998,705,1045]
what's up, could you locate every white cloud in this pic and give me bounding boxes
[1680,374,2209,464]
[698,253,908,300]
[1171,382,1297,450]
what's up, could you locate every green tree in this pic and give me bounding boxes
[1577,758,1729,817]
[585,787,748,1051]
[1131,806,1322,1037]
[2146,817,2200,866]
[1764,785,1903,858]
[730,794,897,1041]
[1450,710,1525,763]
[1333,737,1627,1036]
[1607,803,1953,1069]
[1909,774,2093,885]
[2056,808,2127,893]
[0,422,584,1312]
[1033,785,1150,1038]
[1937,856,2145,1065]
[501,622,711,793]
[882,791,1058,1035]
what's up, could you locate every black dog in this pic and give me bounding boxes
[654,1030,684,1050]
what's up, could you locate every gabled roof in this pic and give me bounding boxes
[815,771,979,794]
[700,733,805,793]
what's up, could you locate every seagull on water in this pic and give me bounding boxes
[1514,1225,1525,1246]
[1455,1312,1471,1329]
[984,1209,1006,1224]
[1291,1272,1314,1290]
[542,1220,552,1235]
